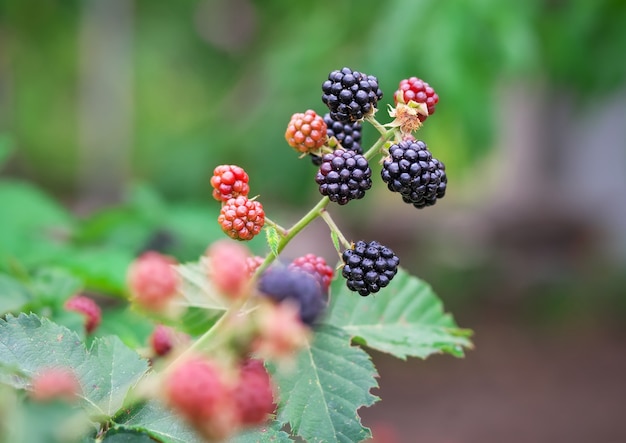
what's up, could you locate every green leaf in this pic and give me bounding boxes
[0,133,14,169]
[29,267,83,306]
[9,399,91,443]
[264,227,280,258]
[326,267,473,360]
[228,421,293,442]
[175,260,229,311]
[273,324,378,443]
[113,401,203,443]
[80,336,149,419]
[0,314,149,421]
[0,274,32,315]
[102,429,158,443]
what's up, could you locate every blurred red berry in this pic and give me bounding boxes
[30,367,80,403]
[206,239,251,299]
[127,251,180,311]
[233,359,276,425]
[64,295,101,334]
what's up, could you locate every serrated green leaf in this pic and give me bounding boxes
[326,267,473,360]
[265,227,280,258]
[0,314,149,421]
[228,421,293,443]
[79,336,149,419]
[102,429,157,443]
[113,401,203,443]
[273,324,378,443]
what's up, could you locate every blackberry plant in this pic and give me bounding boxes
[0,69,472,443]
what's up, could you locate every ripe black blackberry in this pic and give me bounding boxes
[341,241,400,296]
[380,140,447,209]
[257,266,327,326]
[315,149,372,205]
[322,67,383,123]
[311,113,363,166]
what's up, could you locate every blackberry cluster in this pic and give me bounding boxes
[341,241,399,296]
[311,114,363,166]
[257,266,327,325]
[381,140,447,209]
[315,149,372,205]
[322,67,383,123]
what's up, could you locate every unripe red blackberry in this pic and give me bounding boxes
[233,359,276,425]
[315,149,372,205]
[380,140,447,209]
[164,356,242,441]
[341,241,399,296]
[285,110,328,154]
[322,67,383,123]
[394,77,439,122]
[210,165,250,202]
[127,251,180,312]
[218,196,265,241]
[64,295,101,334]
[289,254,334,293]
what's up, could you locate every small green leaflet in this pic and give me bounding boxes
[326,267,473,360]
[265,226,281,258]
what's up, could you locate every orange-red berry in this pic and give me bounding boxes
[218,196,265,241]
[285,110,328,154]
[210,165,250,202]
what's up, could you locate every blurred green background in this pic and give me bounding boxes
[1,0,626,442]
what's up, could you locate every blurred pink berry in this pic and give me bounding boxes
[233,359,277,425]
[30,367,80,403]
[149,324,189,357]
[206,239,251,299]
[127,251,180,311]
[64,295,101,334]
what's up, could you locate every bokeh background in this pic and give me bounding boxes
[1,1,626,442]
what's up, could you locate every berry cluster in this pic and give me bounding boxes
[164,355,276,440]
[381,139,447,208]
[211,165,265,241]
[311,113,362,166]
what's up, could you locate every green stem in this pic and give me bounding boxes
[363,124,396,161]
[319,209,351,250]
[264,216,288,237]
[365,114,388,137]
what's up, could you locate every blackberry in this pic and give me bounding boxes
[341,241,399,296]
[322,67,383,123]
[257,266,327,326]
[315,149,372,205]
[311,113,363,166]
[380,140,447,209]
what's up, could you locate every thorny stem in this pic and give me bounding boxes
[176,118,396,361]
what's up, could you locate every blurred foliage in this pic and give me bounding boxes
[0,0,625,205]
